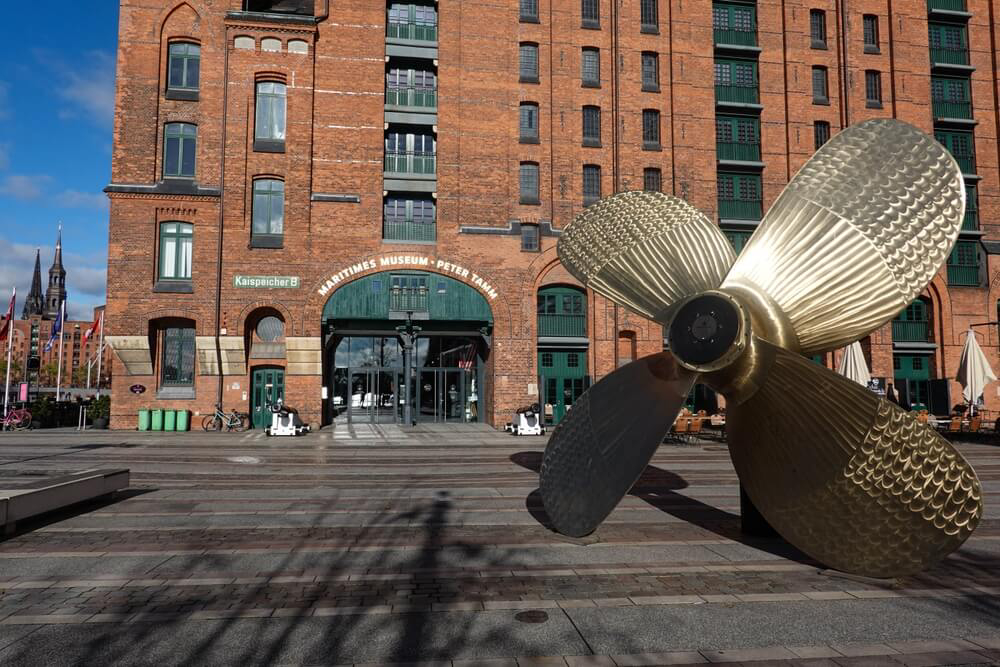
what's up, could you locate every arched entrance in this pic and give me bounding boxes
[322,270,494,426]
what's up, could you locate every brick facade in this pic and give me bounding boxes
[106,0,1000,430]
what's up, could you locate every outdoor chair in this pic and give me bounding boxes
[947,417,962,434]
[688,417,703,440]
[968,416,982,436]
[670,417,690,443]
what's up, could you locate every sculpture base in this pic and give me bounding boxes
[740,485,779,537]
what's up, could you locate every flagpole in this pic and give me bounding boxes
[95,311,104,393]
[3,288,14,423]
[56,300,65,402]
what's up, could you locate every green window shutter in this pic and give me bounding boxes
[947,240,980,286]
[934,129,975,174]
[963,183,978,230]
[537,286,587,337]
[723,229,753,254]
[714,58,758,104]
[718,172,762,220]
[716,115,760,161]
[929,23,968,65]
[713,2,757,46]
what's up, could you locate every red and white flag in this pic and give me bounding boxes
[82,311,103,348]
[0,288,14,342]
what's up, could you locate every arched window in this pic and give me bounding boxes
[163,123,197,178]
[167,42,200,91]
[261,37,282,52]
[234,36,255,50]
[287,39,308,54]
[151,318,196,388]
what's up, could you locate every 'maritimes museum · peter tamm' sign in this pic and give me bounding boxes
[316,255,500,301]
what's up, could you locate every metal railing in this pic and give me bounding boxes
[386,20,438,42]
[714,27,757,47]
[892,320,929,342]
[386,87,437,109]
[932,99,971,119]
[383,219,436,242]
[962,207,978,231]
[928,0,966,11]
[947,265,979,286]
[390,289,429,312]
[715,84,759,104]
[718,198,762,220]
[930,45,969,66]
[717,141,761,162]
[949,153,975,174]
[537,314,586,337]
[384,151,436,175]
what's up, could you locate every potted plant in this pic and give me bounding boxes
[90,396,110,430]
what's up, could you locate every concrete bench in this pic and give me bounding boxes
[0,469,130,536]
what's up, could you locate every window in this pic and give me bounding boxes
[810,9,826,48]
[713,2,756,46]
[256,316,285,342]
[947,240,980,286]
[581,48,600,87]
[723,228,752,254]
[161,326,196,387]
[582,105,601,146]
[167,43,200,92]
[642,109,661,149]
[863,15,879,52]
[643,168,662,192]
[640,0,658,32]
[715,59,758,104]
[520,43,539,83]
[163,123,197,179]
[935,129,975,174]
[520,162,540,204]
[567,352,580,368]
[261,38,281,52]
[812,66,829,104]
[964,183,978,230]
[384,197,436,241]
[520,0,538,22]
[641,52,659,91]
[520,102,539,143]
[582,0,599,27]
[386,68,437,108]
[929,22,968,66]
[814,121,831,149]
[387,3,438,41]
[716,115,760,161]
[717,172,762,220]
[541,352,554,368]
[251,179,285,246]
[865,70,882,108]
[931,76,971,119]
[390,274,429,312]
[158,222,193,281]
[521,224,540,252]
[583,164,601,205]
[255,81,287,145]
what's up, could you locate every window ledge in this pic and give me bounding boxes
[153,281,194,294]
[583,198,600,207]
[643,142,662,151]
[582,81,601,89]
[811,40,828,50]
[519,75,540,84]
[640,24,659,35]
[519,197,541,205]
[250,235,284,249]
[156,386,196,400]
[519,16,540,23]
[581,20,600,30]
[642,84,661,93]
[165,89,199,101]
[864,45,881,55]
[519,136,541,144]
[813,97,830,106]
[253,139,286,153]
[582,138,602,148]
[866,100,883,109]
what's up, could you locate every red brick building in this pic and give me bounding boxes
[105,0,1000,430]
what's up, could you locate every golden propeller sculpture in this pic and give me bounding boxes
[539,119,982,578]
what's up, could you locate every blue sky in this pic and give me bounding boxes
[0,4,119,321]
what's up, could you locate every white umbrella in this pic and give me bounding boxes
[837,341,871,387]
[956,330,997,414]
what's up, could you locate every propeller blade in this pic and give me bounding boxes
[558,191,736,327]
[724,339,982,578]
[722,119,965,355]
[540,352,697,537]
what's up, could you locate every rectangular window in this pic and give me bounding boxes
[521,224,540,252]
[812,66,829,104]
[643,168,661,192]
[520,0,538,22]
[947,240,980,286]
[964,183,978,231]
[642,109,660,149]
[931,76,971,119]
[161,327,196,387]
[163,123,197,179]
[865,70,882,107]
[640,0,658,32]
[581,48,600,86]
[167,43,200,91]
[582,106,601,146]
[716,115,760,161]
[386,68,437,108]
[582,0,599,27]
[718,172,762,220]
[255,81,287,144]
[641,52,659,91]
[520,43,539,82]
[714,2,757,46]
[863,15,879,52]
[251,179,285,247]
[810,9,826,48]
[715,58,759,104]
[929,22,968,66]
[384,197,436,241]
[723,229,753,254]
[520,102,539,142]
[583,164,601,205]
[935,129,976,174]
[814,121,831,149]
[387,3,438,41]
[158,222,193,281]
[520,162,540,204]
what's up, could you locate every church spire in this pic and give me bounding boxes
[22,249,44,319]
[43,225,67,320]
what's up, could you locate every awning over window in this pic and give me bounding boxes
[106,336,153,376]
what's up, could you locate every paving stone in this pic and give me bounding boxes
[828,643,899,657]
[700,646,799,663]
[612,651,707,665]
[564,656,617,667]
[787,646,844,659]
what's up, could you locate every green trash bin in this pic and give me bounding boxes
[176,409,190,432]
[164,410,177,432]
[151,409,164,431]
[138,409,150,431]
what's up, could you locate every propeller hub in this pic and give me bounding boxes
[667,291,749,373]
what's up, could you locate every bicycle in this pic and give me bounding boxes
[1,407,32,431]
[202,404,250,432]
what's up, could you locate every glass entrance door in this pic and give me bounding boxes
[416,368,472,422]
[251,367,285,430]
[347,368,400,424]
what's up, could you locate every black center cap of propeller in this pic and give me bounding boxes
[668,294,743,369]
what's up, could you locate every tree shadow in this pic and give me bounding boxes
[511,450,809,563]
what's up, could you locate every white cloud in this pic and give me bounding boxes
[0,236,107,322]
[0,174,50,200]
[49,51,116,129]
[55,190,110,212]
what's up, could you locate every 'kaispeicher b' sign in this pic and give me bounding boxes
[233,275,301,289]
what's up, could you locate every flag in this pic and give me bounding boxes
[0,288,13,342]
[81,312,102,348]
[44,301,64,353]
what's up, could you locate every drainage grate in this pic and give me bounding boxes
[514,610,549,624]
